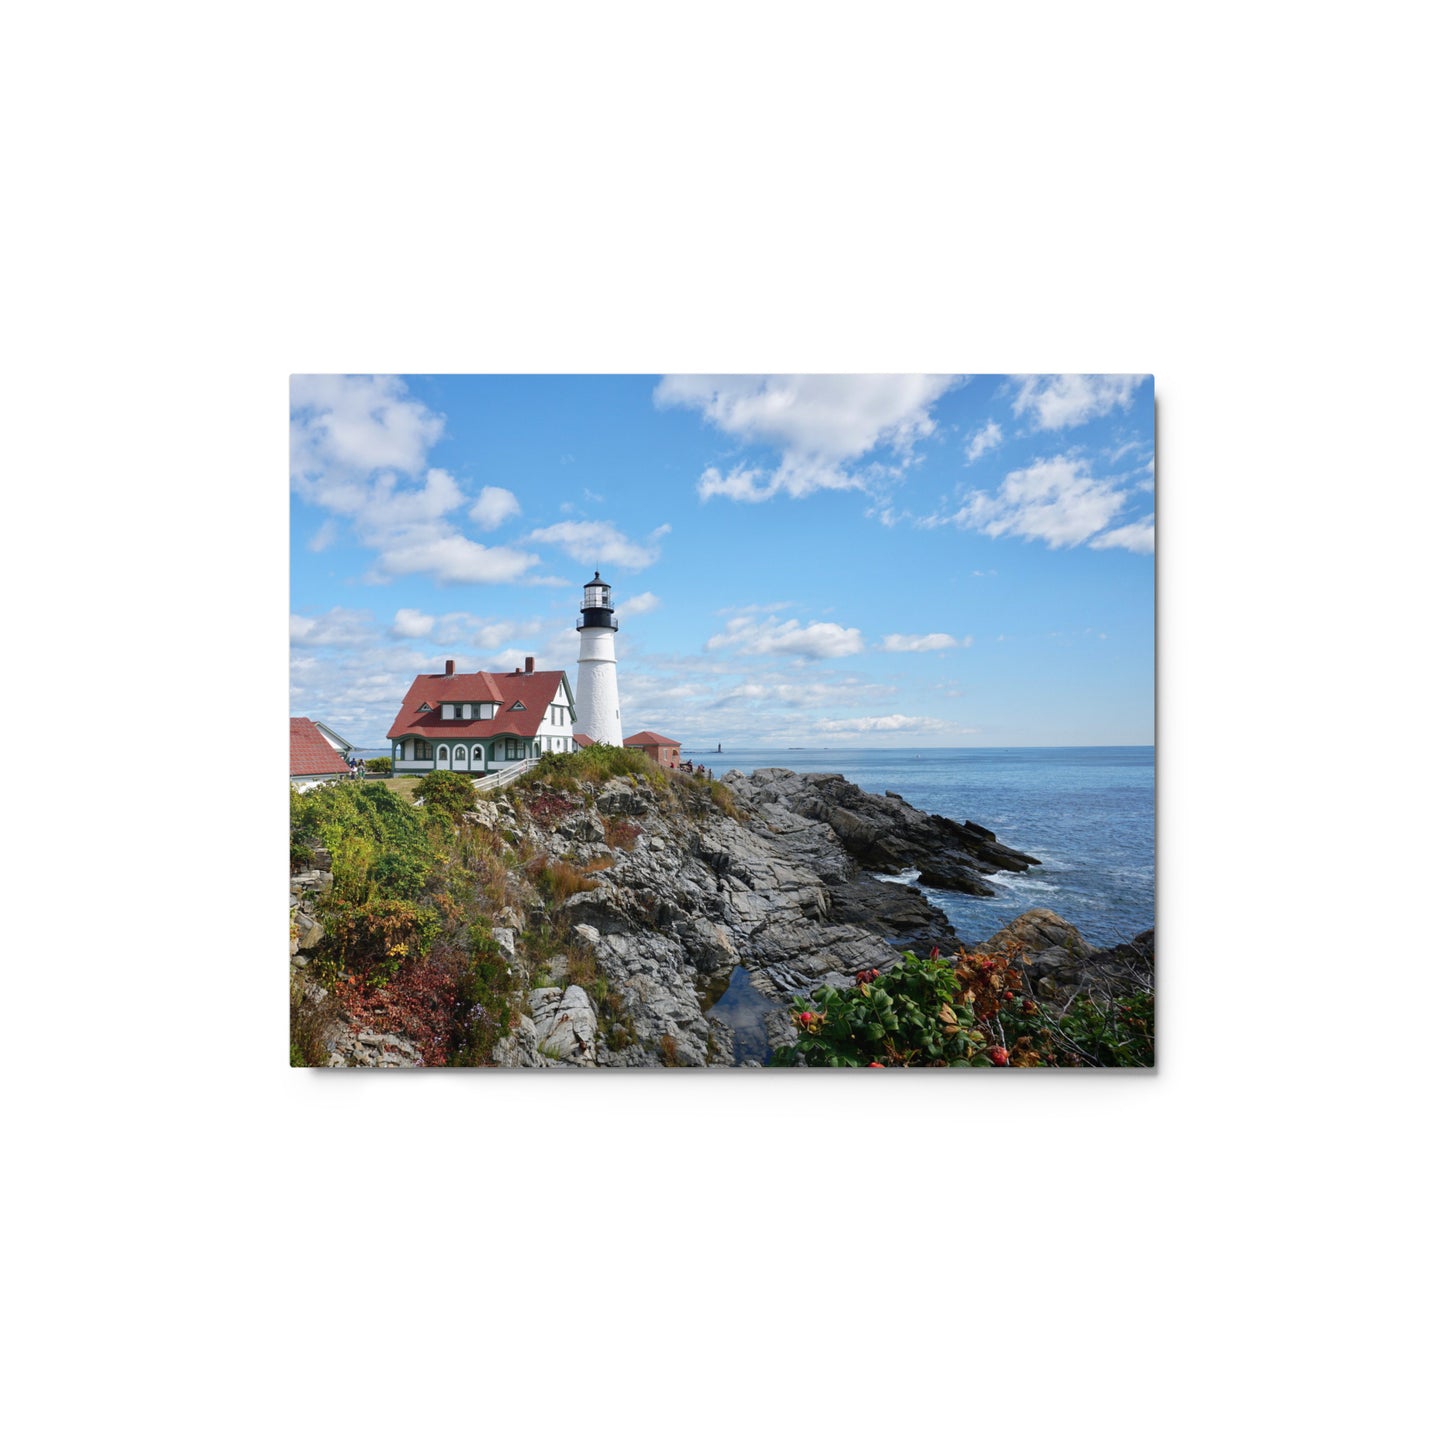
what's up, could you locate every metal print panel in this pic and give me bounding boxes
[290,375,1155,1068]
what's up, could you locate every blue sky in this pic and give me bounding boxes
[290,374,1154,748]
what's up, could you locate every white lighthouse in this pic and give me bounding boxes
[575,570,622,745]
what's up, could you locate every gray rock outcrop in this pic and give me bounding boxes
[725,769,1041,897]
[487,766,1045,1066]
[981,908,1153,1006]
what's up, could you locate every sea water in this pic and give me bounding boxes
[713,746,1155,948]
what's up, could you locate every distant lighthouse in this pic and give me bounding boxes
[575,570,622,745]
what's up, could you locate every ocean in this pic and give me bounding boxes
[712,746,1155,949]
[351,743,1156,949]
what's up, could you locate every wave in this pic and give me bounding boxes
[973,873,1060,893]
[870,868,921,886]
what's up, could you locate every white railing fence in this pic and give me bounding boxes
[473,756,540,794]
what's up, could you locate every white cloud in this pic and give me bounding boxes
[816,714,952,734]
[471,619,534,650]
[717,676,895,709]
[944,456,1129,548]
[470,485,521,531]
[658,374,957,501]
[525,520,662,570]
[353,467,466,532]
[291,374,445,499]
[696,465,776,503]
[880,632,966,653]
[291,376,542,589]
[1011,375,1147,430]
[616,591,660,621]
[1089,515,1156,554]
[706,615,865,659]
[966,420,1003,462]
[372,535,540,584]
[390,608,435,639]
[289,607,377,648]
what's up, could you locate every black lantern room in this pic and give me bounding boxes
[577,571,619,631]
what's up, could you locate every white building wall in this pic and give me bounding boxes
[535,683,580,753]
[576,630,622,745]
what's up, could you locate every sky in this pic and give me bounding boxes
[290,374,1155,749]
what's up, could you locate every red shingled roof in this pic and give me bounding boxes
[291,717,351,777]
[386,669,572,741]
[573,732,596,748]
[625,730,681,747]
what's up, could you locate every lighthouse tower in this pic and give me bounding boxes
[575,571,622,745]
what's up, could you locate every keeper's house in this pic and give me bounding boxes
[386,657,579,774]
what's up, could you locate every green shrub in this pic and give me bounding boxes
[291,780,429,869]
[364,756,393,774]
[319,897,441,986]
[530,744,656,792]
[416,770,479,818]
[1035,990,1155,1068]
[771,951,994,1068]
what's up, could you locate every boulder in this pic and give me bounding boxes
[915,857,995,895]
[291,908,325,951]
[529,985,598,1067]
[982,908,1094,960]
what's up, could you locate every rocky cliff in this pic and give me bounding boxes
[477,767,1059,1067]
[293,765,1150,1068]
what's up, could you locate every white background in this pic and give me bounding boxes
[5,3,1437,1440]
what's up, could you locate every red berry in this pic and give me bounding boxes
[988,1046,1009,1067]
[867,1061,884,1069]
[1004,991,1014,1001]
[799,1011,813,1024]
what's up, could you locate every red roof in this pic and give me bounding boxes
[573,732,597,748]
[386,669,572,741]
[419,672,505,704]
[625,731,681,748]
[291,717,351,777]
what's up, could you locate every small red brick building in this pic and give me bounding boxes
[624,730,682,767]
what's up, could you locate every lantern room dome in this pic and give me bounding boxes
[578,570,618,630]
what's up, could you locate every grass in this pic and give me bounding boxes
[379,775,423,803]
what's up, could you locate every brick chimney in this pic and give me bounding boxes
[525,656,535,673]
[445,659,455,675]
